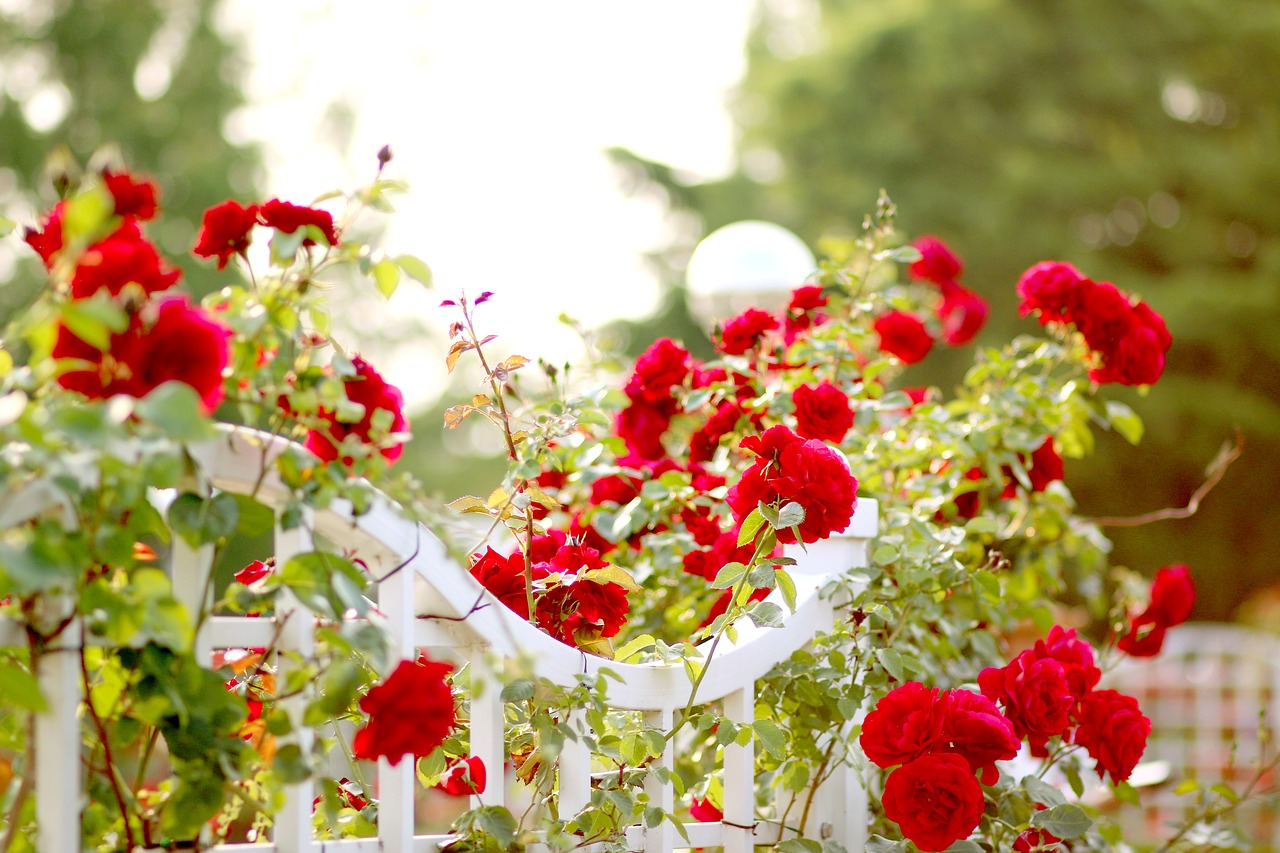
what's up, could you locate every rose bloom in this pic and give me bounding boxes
[859,681,949,769]
[1071,689,1151,784]
[614,398,675,460]
[194,200,260,269]
[1075,281,1136,356]
[533,543,631,647]
[1118,563,1195,656]
[102,170,159,220]
[689,400,743,464]
[881,753,985,852]
[1015,827,1063,852]
[258,198,339,246]
[470,546,544,619]
[69,220,182,299]
[352,656,456,766]
[1016,261,1087,324]
[791,381,854,444]
[937,282,989,346]
[24,201,67,266]
[726,425,858,545]
[941,688,1020,784]
[909,235,964,284]
[53,296,231,412]
[716,306,779,355]
[1028,625,1101,705]
[304,355,409,465]
[624,337,691,404]
[689,796,723,822]
[978,650,1074,755]
[874,310,934,364]
[1091,326,1166,386]
[783,284,829,343]
[438,756,486,796]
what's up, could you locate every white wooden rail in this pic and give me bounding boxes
[0,426,879,852]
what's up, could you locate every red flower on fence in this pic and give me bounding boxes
[352,656,456,767]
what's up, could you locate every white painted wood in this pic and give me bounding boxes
[378,511,420,853]
[468,648,505,811]
[35,615,80,853]
[272,518,316,853]
[642,708,675,853]
[558,709,592,817]
[721,686,754,853]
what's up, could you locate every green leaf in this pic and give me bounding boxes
[753,719,788,759]
[943,842,983,853]
[61,296,128,350]
[614,633,656,662]
[1030,803,1093,839]
[278,551,368,620]
[775,500,806,529]
[747,562,778,589]
[475,806,519,846]
[1105,400,1144,445]
[167,492,239,548]
[876,648,906,681]
[395,253,434,286]
[778,840,823,853]
[135,382,217,442]
[747,601,783,628]
[0,663,46,711]
[711,561,748,590]
[776,568,797,612]
[231,493,276,536]
[372,256,400,298]
[865,836,909,853]
[273,743,311,783]
[500,678,536,702]
[1020,774,1068,808]
[737,507,767,547]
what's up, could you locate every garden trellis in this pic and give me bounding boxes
[0,426,879,852]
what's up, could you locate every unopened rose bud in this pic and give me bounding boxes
[377,145,393,169]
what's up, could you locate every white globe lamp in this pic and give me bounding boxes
[685,220,816,320]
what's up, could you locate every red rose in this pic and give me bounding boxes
[909,236,964,285]
[882,753,985,852]
[859,681,949,769]
[726,425,858,545]
[791,381,854,444]
[680,504,723,548]
[689,400,743,464]
[874,310,934,364]
[1030,625,1101,705]
[1092,326,1166,386]
[1015,828,1063,852]
[194,200,260,269]
[783,284,829,343]
[470,546,542,619]
[1071,689,1150,784]
[978,651,1074,755]
[102,170,159,220]
[1133,300,1173,351]
[689,796,723,822]
[352,656,456,766]
[716,306,779,355]
[438,756,487,796]
[258,198,339,246]
[70,220,182,299]
[23,202,66,267]
[1016,261,1087,323]
[941,688,1021,784]
[54,296,231,411]
[125,296,232,412]
[1118,564,1194,656]
[1075,281,1136,356]
[304,355,409,465]
[615,398,674,460]
[234,560,273,585]
[937,282,989,346]
[533,543,631,646]
[1148,564,1195,625]
[625,337,690,404]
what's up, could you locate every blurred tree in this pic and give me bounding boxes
[0,0,259,313]
[610,0,1280,622]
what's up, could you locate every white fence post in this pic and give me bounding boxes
[273,516,316,853]
[34,612,80,853]
[378,535,419,853]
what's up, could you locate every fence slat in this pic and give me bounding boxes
[273,519,316,853]
[721,686,754,853]
[642,708,675,853]
[558,709,592,817]
[378,522,421,853]
[468,647,505,811]
[35,616,80,853]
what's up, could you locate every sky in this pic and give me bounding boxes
[220,1,757,404]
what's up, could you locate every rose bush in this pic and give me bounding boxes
[0,156,1255,853]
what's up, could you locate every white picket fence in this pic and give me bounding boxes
[1,426,879,852]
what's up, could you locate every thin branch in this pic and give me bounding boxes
[79,640,137,851]
[1088,428,1243,528]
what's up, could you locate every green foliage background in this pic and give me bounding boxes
[0,0,259,314]
[609,0,1280,623]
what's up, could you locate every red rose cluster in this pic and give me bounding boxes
[1017,261,1172,386]
[978,626,1150,783]
[873,236,990,366]
[1116,564,1195,656]
[24,170,233,412]
[726,424,858,545]
[302,355,409,465]
[469,534,632,650]
[945,436,1065,521]
[193,197,339,269]
[864,626,1152,849]
[859,682,1018,851]
[352,655,456,767]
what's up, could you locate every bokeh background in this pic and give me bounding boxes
[2,0,1277,625]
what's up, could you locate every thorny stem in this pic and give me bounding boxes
[795,738,838,838]
[458,297,539,621]
[79,637,137,851]
[1088,428,1243,528]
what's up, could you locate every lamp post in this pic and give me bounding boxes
[685,220,816,321]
